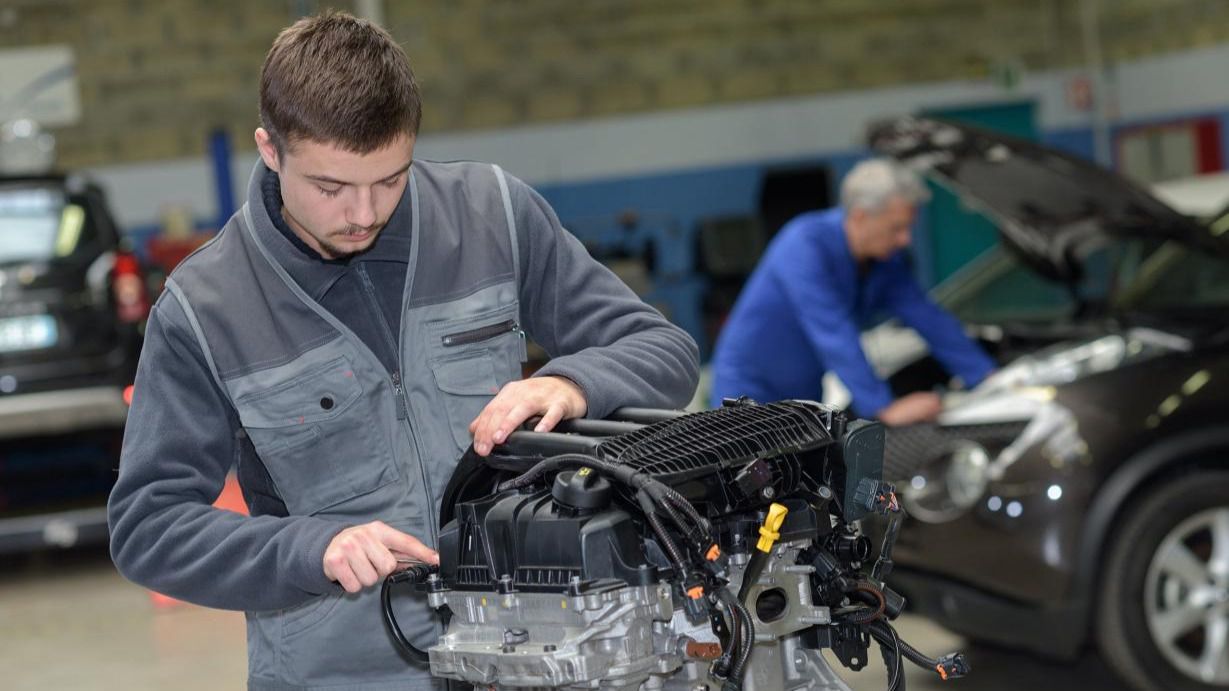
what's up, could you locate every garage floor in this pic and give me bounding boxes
[1,547,1125,690]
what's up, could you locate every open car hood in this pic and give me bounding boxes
[868,116,1229,281]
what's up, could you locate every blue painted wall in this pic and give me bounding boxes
[123,109,1227,358]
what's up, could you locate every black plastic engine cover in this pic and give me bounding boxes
[437,487,659,593]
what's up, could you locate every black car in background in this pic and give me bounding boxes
[865,117,1229,691]
[0,174,148,554]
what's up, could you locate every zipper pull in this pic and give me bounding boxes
[392,371,408,420]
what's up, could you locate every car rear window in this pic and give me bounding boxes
[0,183,80,264]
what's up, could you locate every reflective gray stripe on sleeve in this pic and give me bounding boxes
[163,277,226,394]
[492,164,519,283]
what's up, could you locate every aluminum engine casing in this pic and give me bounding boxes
[427,539,850,691]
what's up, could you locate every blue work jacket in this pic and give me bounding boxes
[709,208,995,417]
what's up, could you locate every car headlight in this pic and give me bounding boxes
[947,442,991,508]
[903,441,990,523]
[974,328,1187,394]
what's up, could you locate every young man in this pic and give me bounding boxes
[108,12,698,690]
[709,158,994,425]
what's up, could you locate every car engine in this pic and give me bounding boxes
[383,400,969,690]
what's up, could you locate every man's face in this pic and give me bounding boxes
[851,196,917,261]
[255,129,415,260]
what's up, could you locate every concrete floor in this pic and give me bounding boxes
[0,546,1126,690]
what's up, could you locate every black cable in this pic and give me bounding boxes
[869,619,943,669]
[501,453,714,570]
[864,618,904,691]
[381,563,440,664]
[712,588,755,690]
[639,491,689,577]
[662,485,710,537]
[658,493,700,547]
[892,622,905,691]
[897,632,945,670]
[496,453,612,491]
[835,584,886,626]
[872,508,903,581]
[711,590,742,678]
[728,593,756,684]
[874,620,936,691]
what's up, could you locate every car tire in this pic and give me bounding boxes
[1097,470,1229,691]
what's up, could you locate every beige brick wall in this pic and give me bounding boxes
[1,0,1228,168]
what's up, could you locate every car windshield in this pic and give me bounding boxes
[936,233,1229,323]
[0,184,77,264]
[1115,241,1229,312]
[933,241,1136,324]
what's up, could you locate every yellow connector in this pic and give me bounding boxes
[756,502,789,553]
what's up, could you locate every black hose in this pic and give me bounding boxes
[498,453,654,494]
[712,590,742,678]
[836,584,887,626]
[498,453,713,568]
[656,493,716,561]
[712,585,757,683]
[381,563,440,664]
[728,593,756,684]
[869,619,941,668]
[870,614,919,683]
[639,491,689,577]
[866,619,900,690]
[872,619,905,691]
[658,494,696,544]
[498,452,707,576]
[497,454,591,490]
[662,485,710,536]
[872,508,903,581]
[897,632,945,670]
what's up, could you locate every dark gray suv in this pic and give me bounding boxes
[0,174,148,554]
[866,117,1229,691]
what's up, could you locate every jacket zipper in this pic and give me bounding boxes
[442,319,519,347]
[357,264,436,546]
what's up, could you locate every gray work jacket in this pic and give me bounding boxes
[108,159,699,690]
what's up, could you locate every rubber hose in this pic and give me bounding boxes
[381,563,440,664]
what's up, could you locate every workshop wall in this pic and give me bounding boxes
[3,0,1229,169]
[0,0,284,168]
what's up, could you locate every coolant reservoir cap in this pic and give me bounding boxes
[552,468,613,510]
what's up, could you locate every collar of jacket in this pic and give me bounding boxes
[242,159,414,301]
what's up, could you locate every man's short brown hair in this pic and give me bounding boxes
[259,11,422,154]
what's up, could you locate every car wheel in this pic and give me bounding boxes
[1098,470,1229,691]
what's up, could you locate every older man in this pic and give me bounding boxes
[710,158,994,425]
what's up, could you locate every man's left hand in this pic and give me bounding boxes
[469,376,587,456]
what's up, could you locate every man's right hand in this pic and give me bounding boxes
[322,521,439,593]
[877,391,943,426]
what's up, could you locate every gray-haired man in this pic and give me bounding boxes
[710,158,994,425]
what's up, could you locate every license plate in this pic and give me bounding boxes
[0,315,58,352]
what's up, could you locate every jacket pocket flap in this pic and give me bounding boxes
[431,354,499,396]
[235,356,363,428]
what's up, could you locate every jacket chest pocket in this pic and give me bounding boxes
[429,308,526,450]
[233,356,399,515]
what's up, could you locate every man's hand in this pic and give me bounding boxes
[469,376,587,456]
[877,391,943,426]
[322,521,439,593]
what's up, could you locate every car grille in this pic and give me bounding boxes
[883,422,1029,480]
